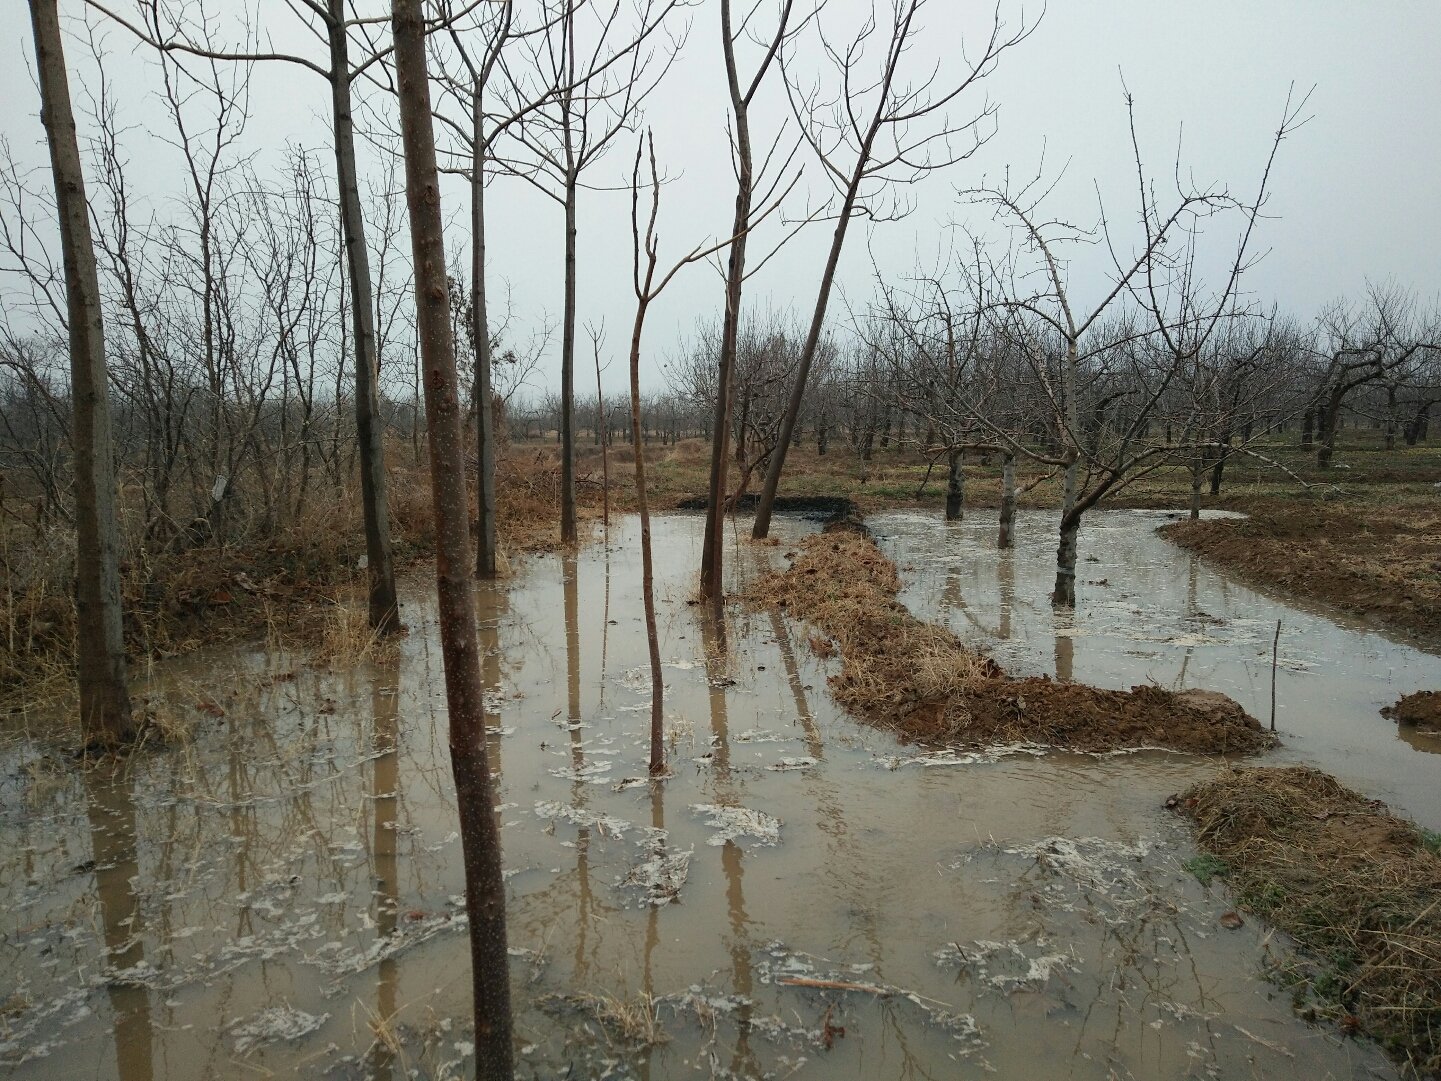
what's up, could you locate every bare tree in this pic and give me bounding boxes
[501,0,687,544]
[629,130,772,772]
[750,0,1032,538]
[392,0,512,1073]
[698,0,808,606]
[88,0,402,631]
[27,0,134,746]
[1308,287,1439,469]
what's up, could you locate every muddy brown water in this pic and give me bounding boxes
[2,510,1435,1080]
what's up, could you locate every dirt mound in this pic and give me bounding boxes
[1174,766,1441,1077]
[911,680,1272,755]
[1382,690,1441,727]
[1162,499,1441,646]
[749,531,1273,755]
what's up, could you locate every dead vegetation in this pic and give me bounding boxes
[0,443,609,713]
[1174,766,1441,1077]
[748,529,1274,754]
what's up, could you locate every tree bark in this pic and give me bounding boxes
[1053,508,1079,608]
[1316,385,1345,469]
[944,447,964,521]
[751,173,864,539]
[559,180,578,543]
[471,90,498,576]
[700,0,756,607]
[1052,336,1081,608]
[29,0,134,747]
[392,3,513,1075]
[629,297,664,774]
[997,452,1015,549]
[329,0,398,631]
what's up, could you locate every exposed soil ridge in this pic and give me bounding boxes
[748,529,1275,755]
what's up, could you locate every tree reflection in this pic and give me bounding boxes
[82,760,154,1081]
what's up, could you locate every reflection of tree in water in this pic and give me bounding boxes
[637,780,664,1081]
[83,761,154,1081]
[699,610,759,1078]
[563,550,600,982]
[368,657,401,1081]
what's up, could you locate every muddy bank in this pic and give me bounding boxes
[748,530,1275,754]
[1174,766,1441,1078]
[1384,690,1441,728]
[672,493,859,520]
[1161,498,1441,648]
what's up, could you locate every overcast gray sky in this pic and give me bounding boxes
[4,0,1439,397]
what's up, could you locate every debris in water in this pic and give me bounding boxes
[230,1005,329,1054]
[689,803,781,847]
[619,831,692,906]
[533,801,633,839]
[768,756,818,771]
[934,939,1080,993]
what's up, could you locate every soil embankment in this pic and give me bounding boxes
[748,529,1274,755]
[1174,766,1441,1078]
[1161,498,1441,647]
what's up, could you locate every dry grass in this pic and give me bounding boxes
[749,530,991,720]
[541,990,669,1048]
[1176,766,1441,1076]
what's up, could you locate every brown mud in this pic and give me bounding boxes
[1175,765,1441,1078]
[1383,690,1441,728]
[748,530,1275,755]
[1162,498,1441,648]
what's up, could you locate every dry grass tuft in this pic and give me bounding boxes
[309,593,397,667]
[542,991,669,1048]
[1176,765,1441,1077]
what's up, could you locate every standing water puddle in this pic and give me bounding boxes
[2,511,1434,1080]
[873,508,1441,826]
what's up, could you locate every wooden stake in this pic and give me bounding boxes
[1270,619,1281,732]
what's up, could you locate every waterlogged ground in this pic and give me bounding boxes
[873,508,1441,826]
[1,511,1435,1080]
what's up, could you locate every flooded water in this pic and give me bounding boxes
[873,508,1441,827]
[1,510,1434,1080]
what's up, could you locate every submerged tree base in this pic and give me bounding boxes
[1173,765,1441,1078]
[748,528,1274,755]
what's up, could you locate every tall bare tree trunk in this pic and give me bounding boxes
[700,0,757,607]
[470,92,498,576]
[751,176,863,539]
[29,0,134,747]
[997,452,1015,549]
[328,0,398,630]
[559,180,578,543]
[392,3,513,1076]
[629,298,664,774]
